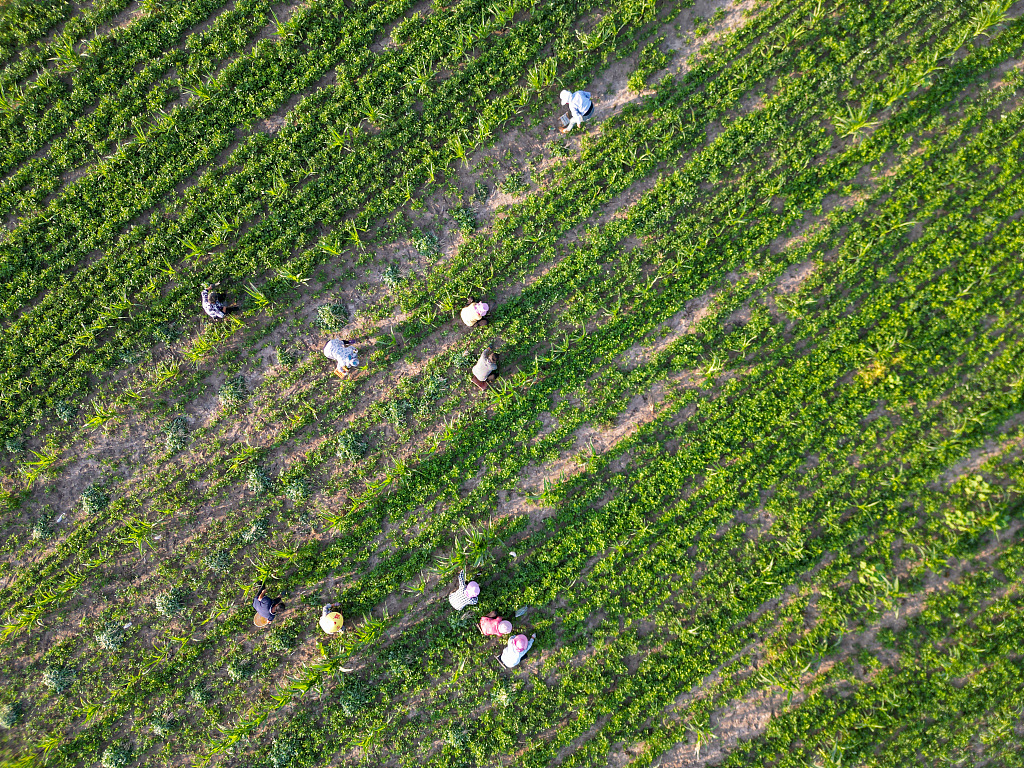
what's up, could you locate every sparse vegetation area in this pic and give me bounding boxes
[2,0,1024,766]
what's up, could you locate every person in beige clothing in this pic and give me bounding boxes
[471,349,499,391]
[460,300,490,328]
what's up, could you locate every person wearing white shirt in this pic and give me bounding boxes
[500,633,536,668]
[448,569,480,610]
[559,89,594,132]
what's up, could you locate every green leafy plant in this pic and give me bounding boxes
[81,484,110,515]
[247,466,273,496]
[226,658,256,682]
[218,375,247,408]
[335,430,368,463]
[155,587,188,617]
[31,518,52,541]
[41,665,75,694]
[283,477,310,502]
[164,416,189,452]
[0,701,21,728]
[315,303,349,331]
[95,622,127,651]
[100,743,132,768]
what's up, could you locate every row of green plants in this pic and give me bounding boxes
[3,0,1024,764]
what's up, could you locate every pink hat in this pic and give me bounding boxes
[512,634,529,651]
[465,581,480,597]
[498,620,512,634]
[473,302,489,316]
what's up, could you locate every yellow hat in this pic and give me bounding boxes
[319,611,344,634]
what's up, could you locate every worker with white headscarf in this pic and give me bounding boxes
[559,89,593,132]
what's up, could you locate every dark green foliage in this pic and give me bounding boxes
[53,400,77,423]
[81,484,109,514]
[246,465,272,496]
[155,587,188,617]
[100,743,132,768]
[335,430,367,463]
[218,375,247,408]
[164,416,189,452]
[315,303,349,331]
[410,230,439,257]
[0,701,21,728]
[203,548,233,575]
[95,622,127,651]
[451,206,476,232]
[335,677,370,718]
[225,657,255,682]
[282,476,310,502]
[149,714,180,738]
[30,517,51,541]
[41,665,74,694]
[241,516,270,544]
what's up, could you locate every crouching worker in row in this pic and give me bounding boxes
[319,603,344,634]
[323,338,361,379]
[500,633,536,668]
[461,300,490,328]
[471,348,499,391]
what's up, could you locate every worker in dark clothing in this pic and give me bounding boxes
[253,585,283,626]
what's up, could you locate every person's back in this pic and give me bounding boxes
[323,339,359,373]
[560,89,593,132]
[460,301,489,327]
[448,569,480,610]
[201,287,226,320]
[253,587,279,623]
[479,616,512,637]
[472,350,498,382]
[500,633,535,668]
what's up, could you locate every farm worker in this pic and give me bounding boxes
[323,338,360,378]
[253,586,284,624]
[460,300,490,328]
[201,285,226,320]
[559,89,593,133]
[471,349,499,391]
[500,633,536,668]
[448,569,480,610]
[319,603,344,634]
[479,615,513,637]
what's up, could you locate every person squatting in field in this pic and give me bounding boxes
[449,569,481,610]
[253,585,284,624]
[479,614,513,636]
[460,300,490,327]
[201,285,227,319]
[319,603,344,634]
[471,348,499,391]
[559,89,593,133]
[323,338,361,378]
[500,633,536,668]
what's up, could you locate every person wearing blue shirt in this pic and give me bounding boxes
[253,586,283,623]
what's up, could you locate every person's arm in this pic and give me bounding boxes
[526,635,536,653]
[322,603,333,617]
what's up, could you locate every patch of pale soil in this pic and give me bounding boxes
[934,413,1024,488]
[617,279,734,370]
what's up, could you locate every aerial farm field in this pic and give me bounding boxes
[1,0,1024,765]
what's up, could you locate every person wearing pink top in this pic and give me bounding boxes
[500,633,535,668]
[478,615,513,636]
[460,300,490,327]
